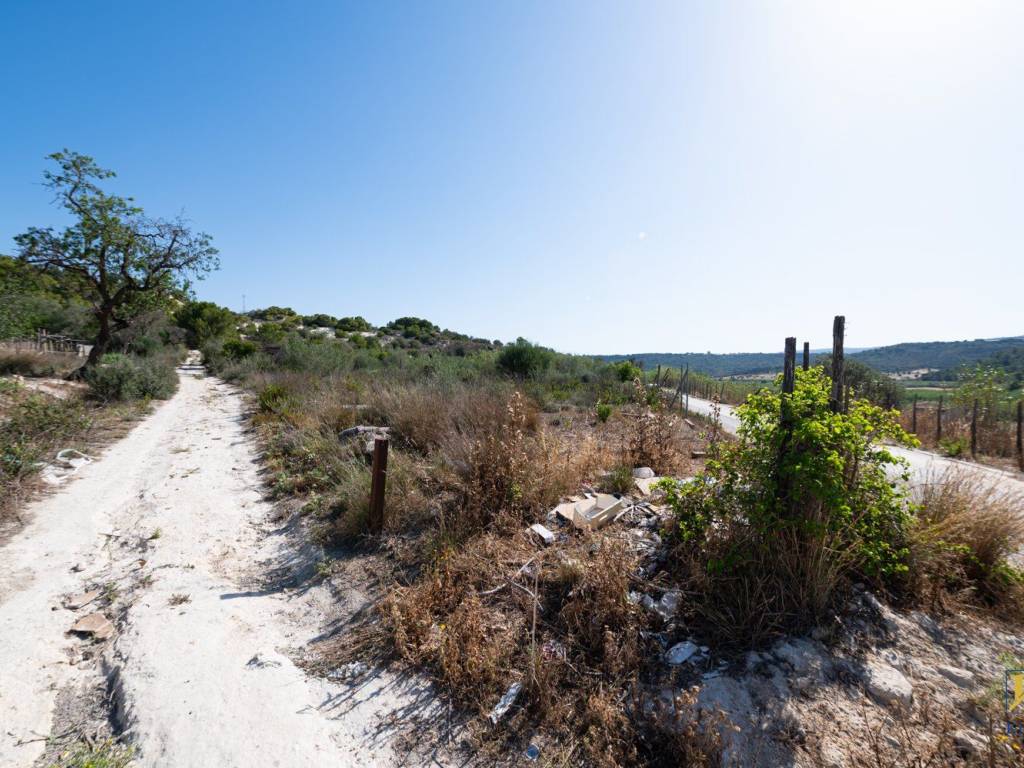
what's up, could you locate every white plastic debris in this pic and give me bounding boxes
[571,494,624,530]
[529,523,555,546]
[489,681,523,724]
[666,640,699,665]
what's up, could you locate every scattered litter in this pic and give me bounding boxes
[666,640,699,665]
[70,612,114,641]
[64,590,100,610]
[633,476,664,496]
[524,744,541,761]
[684,419,697,429]
[328,661,369,680]
[529,523,555,546]
[488,681,523,724]
[691,450,707,459]
[55,449,93,470]
[654,590,681,620]
[541,640,567,661]
[570,494,624,530]
[632,467,655,479]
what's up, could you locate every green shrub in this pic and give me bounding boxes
[496,338,553,378]
[1,394,90,475]
[174,301,236,348]
[257,383,290,413]
[85,354,177,402]
[613,361,642,382]
[939,436,968,457]
[223,338,258,360]
[658,367,917,644]
[596,402,612,422]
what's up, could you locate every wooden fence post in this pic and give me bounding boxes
[684,367,689,415]
[369,436,389,534]
[936,395,943,443]
[778,337,797,513]
[970,399,978,459]
[830,316,845,413]
[911,395,918,434]
[802,341,810,371]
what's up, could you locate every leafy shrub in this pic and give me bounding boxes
[596,402,612,422]
[497,338,553,378]
[939,436,968,457]
[257,383,290,414]
[174,300,236,348]
[613,361,642,382]
[85,354,177,402]
[222,338,258,360]
[658,367,917,645]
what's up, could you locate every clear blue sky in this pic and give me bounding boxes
[2,1,1022,354]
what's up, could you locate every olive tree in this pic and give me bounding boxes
[14,150,218,371]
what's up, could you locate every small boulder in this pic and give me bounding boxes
[864,662,913,708]
[952,729,986,758]
[632,467,655,479]
[936,664,974,689]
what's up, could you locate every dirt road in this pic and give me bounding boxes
[0,364,439,767]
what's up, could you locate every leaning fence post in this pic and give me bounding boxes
[830,315,845,413]
[970,399,979,459]
[369,436,389,534]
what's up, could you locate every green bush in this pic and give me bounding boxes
[939,436,968,457]
[223,338,258,360]
[596,402,612,422]
[497,338,553,378]
[258,383,290,414]
[658,367,917,644]
[613,361,642,382]
[174,301,236,348]
[85,354,177,402]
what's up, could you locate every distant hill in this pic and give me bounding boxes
[603,335,1024,378]
[924,345,1024,390]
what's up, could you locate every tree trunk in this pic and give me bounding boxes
[73,309,113,378]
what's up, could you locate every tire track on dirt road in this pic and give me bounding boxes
[1,363,443,767]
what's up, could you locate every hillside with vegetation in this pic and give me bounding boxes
[605,334,1024,378]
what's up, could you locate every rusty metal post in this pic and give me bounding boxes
[369,436,389,534]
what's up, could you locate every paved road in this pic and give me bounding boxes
[682,394,1024,491]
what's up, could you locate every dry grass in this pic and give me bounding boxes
[0,349,82,378]
[375,532,720,766]
[908,468,1024,614]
